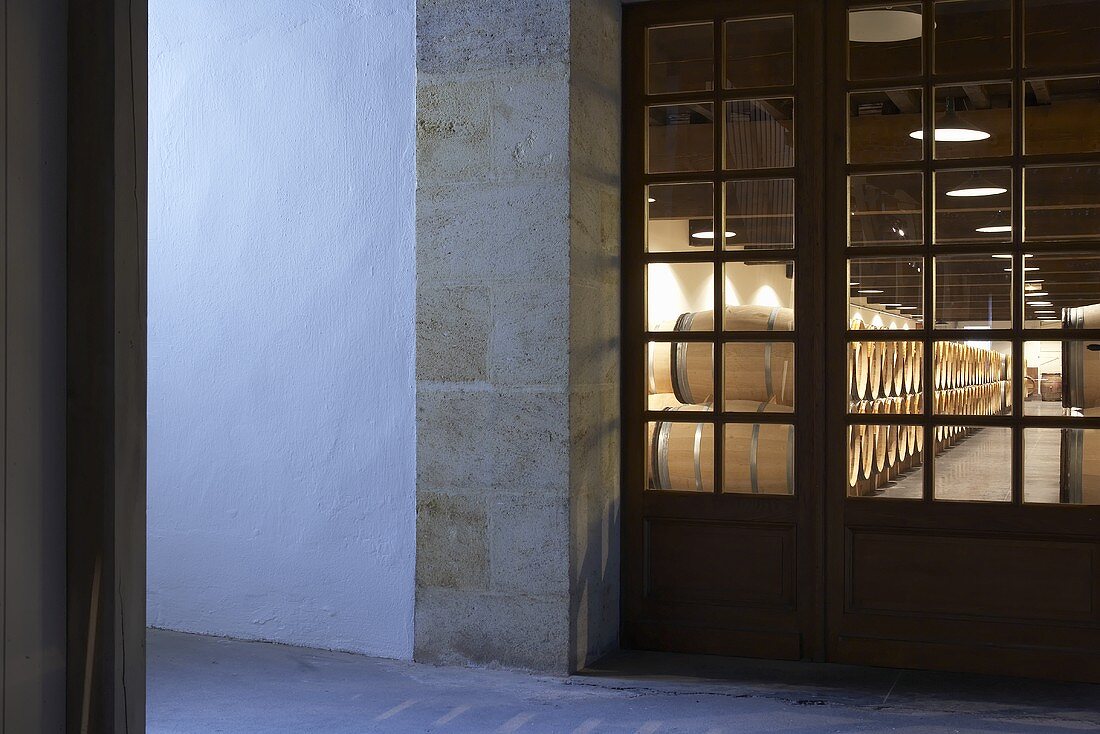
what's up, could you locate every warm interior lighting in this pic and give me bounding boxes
[899,305,918,310]
[849,281,860,286]
[1028,301,1053,306]
[909,98,990,142]
[1028,291,1049,297]
[848,9,923,42]
[691,230,736,240]
[977,224,1012,233]
[857,289,883,294]
[946,172,1007,198]
[991,254,1013,259]
[647,197,656,203]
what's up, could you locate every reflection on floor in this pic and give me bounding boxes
[878,399,1062,502]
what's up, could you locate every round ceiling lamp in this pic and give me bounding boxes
[849,9,923,43]
[947,172,1007,198]
[691,230,735,240]
[977,210,1011,233]
[909,98,990,142]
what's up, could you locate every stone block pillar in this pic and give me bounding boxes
[415,0,621,672]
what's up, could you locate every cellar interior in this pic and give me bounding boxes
[641,0,1100,504]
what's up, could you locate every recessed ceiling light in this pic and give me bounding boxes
[977,225,1012,233]
[691,230,736,239]
[1028,301,1053,306]
[857,289,884,294]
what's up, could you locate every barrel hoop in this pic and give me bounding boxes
[671,312,695,404]
[693,421,704,493]
[656,417,673,490]
[749,401,768,494]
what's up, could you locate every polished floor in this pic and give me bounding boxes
[881,398,1063,502]
[148,629,1100,733]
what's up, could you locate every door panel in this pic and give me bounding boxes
[623,0,826,662]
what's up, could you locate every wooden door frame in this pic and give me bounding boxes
[66,0,147,730]
[824,0,1100,682]
[620,0,827,662]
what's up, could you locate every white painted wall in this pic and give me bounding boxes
[148,0,416,658]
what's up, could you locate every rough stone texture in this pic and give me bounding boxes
[415,0,621,673]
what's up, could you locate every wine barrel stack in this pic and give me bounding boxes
[647,305,795,494]
[847,321,1011,497]
[1062,303,1100,503]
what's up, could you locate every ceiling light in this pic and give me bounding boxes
[849,281,860,286]
[1024,266,1039,271]
[882,303,903,307]
[849,9,923,42]
[857,289,884,294]
[899,306,918,310]
[1026,279,1043,283]
[910,99,990,142]
[977,225,1012,233]
[1028,291,1049,297]
[690,230,736,240]
[647,197,656,203]
[991,254,1013,259]
[1028,301,1053,306]
[946,172,1007,198]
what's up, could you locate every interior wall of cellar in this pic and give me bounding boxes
[147,0,417,658]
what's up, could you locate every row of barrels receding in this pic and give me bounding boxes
[847,333,1010,401]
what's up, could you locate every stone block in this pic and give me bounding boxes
[416,180,569,285]
[489,493,568,596]
[487,388,569,490]
[489,279,569,387]
[417,284,490,382]
[416,491,489,590]
[416,78,492,183]
[416,387,492,489]
[489,68,570,181]
[414,587,570,672]
[417,0,570,76]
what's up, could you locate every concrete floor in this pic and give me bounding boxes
[149,629,1100,733]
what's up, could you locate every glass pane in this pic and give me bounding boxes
[646,183,714,253]
[647,262,714,331]
[1025,76,1100,156]
[723,262,795,330]
[848,88,923,164]
[934,426,1012,501]
[724,16,793,89]
[1023,253,1100,328]
[934,255,1013,329]
[647,103,714,174]
[724,342,795,409]
[1024,427,1100,504]
[848,256,925,328]
[1024,0,1100,69]
[933,341,1012,416]
[849,172,923,246]
[648,341,713,411]
[724,98,794,170]
[934,168,1012,244]
[647,23,715,95]
[848,4,923,81]
[647,418,714,492]
[724,420,794,495]
[1024,340,1100,415]
[724,178,794,250]
[931,83,1012,160]
[934,0,1012,75]
[1025,165,1100,241]
[847,340,925,406]
[847,422,925,498]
